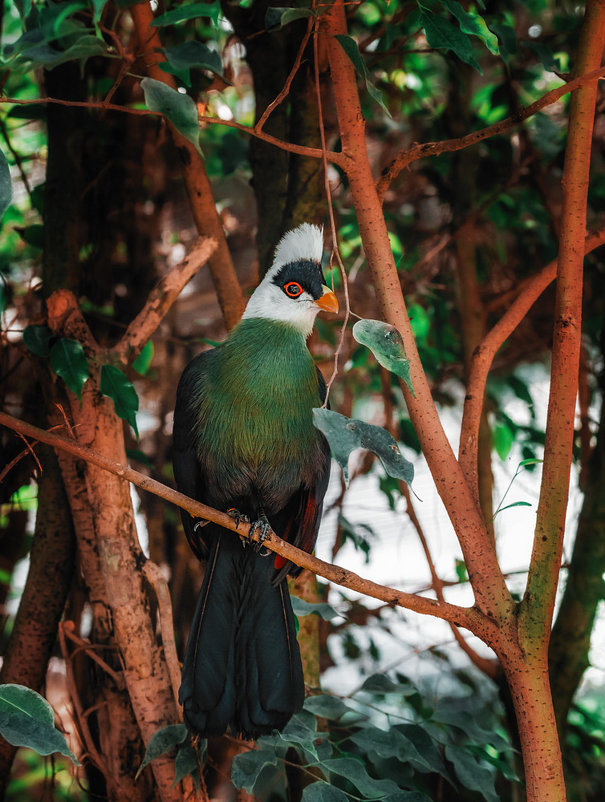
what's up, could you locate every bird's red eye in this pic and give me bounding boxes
[284,281,303,298]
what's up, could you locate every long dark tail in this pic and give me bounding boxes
[179,529,304,739]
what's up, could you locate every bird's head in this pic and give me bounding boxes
[242,223,339,337]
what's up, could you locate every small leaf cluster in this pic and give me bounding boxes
[23,324,141,436]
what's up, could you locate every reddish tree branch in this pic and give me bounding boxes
[521,0,605,644]
[115,237,217,361]
[0,411,497,645]
[322,0,513,624]
[459,226,605,483]
[376,64,605,202]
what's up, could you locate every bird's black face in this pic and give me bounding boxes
[272,260,325,302]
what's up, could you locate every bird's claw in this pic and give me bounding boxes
[227,508,251,547]
[249,513,272,556]
[193,518,209,532]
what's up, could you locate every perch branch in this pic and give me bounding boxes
[0,411,497,645]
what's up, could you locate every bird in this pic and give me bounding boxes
[172,223,338,739]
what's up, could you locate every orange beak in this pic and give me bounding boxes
[315,285,339,314]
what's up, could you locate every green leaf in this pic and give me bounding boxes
[152,2,221,27]
[136,724,189,779]
[265,7,314,30]
[161,41,224,86]
[49,338,89,399]
[523,40,562,72]
[100,364,139,437]
[290,596,340,621]
[419,8,481,72]
[493,422,514,460]
[352,319,415,396]
[231,748,279,792]
[302,783,349,802]
[132,340,154,375]
[0,149,12,220]
[92,0,107,23]
[23,325,52,357]
[335,35,391,117]
[440,0,499,54]
[173,742,200,786]
[318,757,400,797]
[303,695,349,720]
[0,684,79,764]
[313,408,414,487]
[141,77,201,153]
[496,501,532,513]
[445,745,499,802]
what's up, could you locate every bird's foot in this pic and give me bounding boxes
[248,511,272,556]
[227,508,251,547]
[193,518,209,532]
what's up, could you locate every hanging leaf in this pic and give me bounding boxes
[0,149,12,221]
[100,364,139,437]
[173,742,200,786]
[313,408,414,487]
[49,338,89,399]
[132,340,154,375]
[265,7,314,30]
[290,596,340,621]
[303,695,349,720]
[136,724,189,779]
[440,0,499,54]
[161,41,224,86]
[335,35,391,117]
[141,77,201,153]
[152,2,221,28]
[493,422,514,460]
[231,748,279,792]
[0,684,79,764]
[23,324,52,357]
[419,8,481,72]
[352,319,415,396]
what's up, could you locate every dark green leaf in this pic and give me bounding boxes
[490,22,517,59]
[49,338,89,398]
[523,40,562,72]
[359,673,399,693]
[318,757,400,797]
[303,695,349,720]
[265,7,314,29]
[126,448,153,468]
[419,8,481,72]
[335,35,391,117]
[445,745,499,802]
[0,149,12,220]
[16,223,44,248]
[495,501,532,513]
[231,748,279,792]
[161,40,224,86]
[173,742,200,786]
[23,325,52,357]
[290,596,340,621]
[152,2,221,27]
[92,0,107,23]
[133,340,154,375]
[136,724,189,779]
[100,364,139,437]
[313,408,414,487]
[302,783,349,802]
[440,0,499,54]
[0,684,78,764]
[141,77,201,153]
[352,319,414,395]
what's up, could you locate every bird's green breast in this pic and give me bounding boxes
[190,319,324,507]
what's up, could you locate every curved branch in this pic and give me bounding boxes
[0,411,496,644]
[459,226,605,488]
[377,65,605,202]
[114,236,217,361]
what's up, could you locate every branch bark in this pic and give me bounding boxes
[130,1,245,330]
[0,410,496,645]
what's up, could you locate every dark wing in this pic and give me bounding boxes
[270,366,331,584]
[173,351,214,561]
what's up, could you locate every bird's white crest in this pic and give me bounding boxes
[242,223,326,336]
[269,223,324,277]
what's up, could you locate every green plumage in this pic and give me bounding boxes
[187,318,325,512]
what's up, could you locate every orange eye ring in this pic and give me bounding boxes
[284,281,303,298]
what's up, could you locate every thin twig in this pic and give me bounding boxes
[61,621,125,688]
